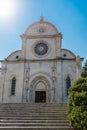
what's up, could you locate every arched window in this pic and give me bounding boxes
[66,76,71,95]
[11,77,16,95]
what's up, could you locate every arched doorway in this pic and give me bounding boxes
[29,76,51,103]
[35,81,46,103]
[35,91,46,103]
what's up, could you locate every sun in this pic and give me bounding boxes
[0,0,15,22]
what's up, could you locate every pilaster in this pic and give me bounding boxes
[20,34,27,59]
[56,61,63,103]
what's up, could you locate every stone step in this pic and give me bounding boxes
[0,110,67,114]
[0,113,67,116]
[0,108,67,110]
[0,108,67,111]
[0,103,73,130]
[0,103,67,105]
[0,122,71,126]
[0,105,66,107]
[0,117,67,120]
[0,112,67,115]
[0,115,67,119]
[0,104,66,106]
[0,109,66,111]
[0,111,66,113]
[0,119,68,123]
[0,126,74,130]
[0,107,67,110]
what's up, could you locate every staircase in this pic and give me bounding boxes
[0,103,74,130]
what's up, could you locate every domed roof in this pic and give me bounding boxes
[25,17,59,36]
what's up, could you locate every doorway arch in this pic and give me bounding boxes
[29,76,51,103]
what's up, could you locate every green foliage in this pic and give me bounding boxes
[67,77,87,130]
[82,60,87,78]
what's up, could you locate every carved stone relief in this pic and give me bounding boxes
[23,63,30,102]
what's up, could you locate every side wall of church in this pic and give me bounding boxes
[0,62,24,103]
[62,60,76,102]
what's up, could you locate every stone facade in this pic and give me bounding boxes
[0,17,83,103]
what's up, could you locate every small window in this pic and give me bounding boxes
[63,54,67,57]
[16,55,19,59]
[66,76,71,95]
[11,77,16,95]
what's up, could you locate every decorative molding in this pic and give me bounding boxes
[1,57,76,63]
[29,71,52,81]
[20,33,62,39]
[29,75,51,103]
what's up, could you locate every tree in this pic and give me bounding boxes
[81,60,87,78]
[67,77,87,130]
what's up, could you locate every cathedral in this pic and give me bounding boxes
[0,17,83,103]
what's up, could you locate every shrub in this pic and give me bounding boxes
[67,77,87,130]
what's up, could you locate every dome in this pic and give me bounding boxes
[25,17,59,36]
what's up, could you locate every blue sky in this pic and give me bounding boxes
[0,0,87,65]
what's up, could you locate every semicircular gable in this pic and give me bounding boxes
[61,49,76,58]
[7,50,21,61]
[25,19,59,36]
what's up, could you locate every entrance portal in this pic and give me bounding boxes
[35,91,46,103]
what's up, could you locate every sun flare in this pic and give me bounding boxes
[0,0,15,22]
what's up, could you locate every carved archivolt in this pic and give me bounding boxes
[29,71,52,81]
[29,75,51,103]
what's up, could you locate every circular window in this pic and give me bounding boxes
[16,55,19,59]
[34,43,48,56]
[63,54,67,57]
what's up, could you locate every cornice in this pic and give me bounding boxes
[20,33,62,39]
[1,57,76,64]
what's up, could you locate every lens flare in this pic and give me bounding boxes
[0,0,15,22]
